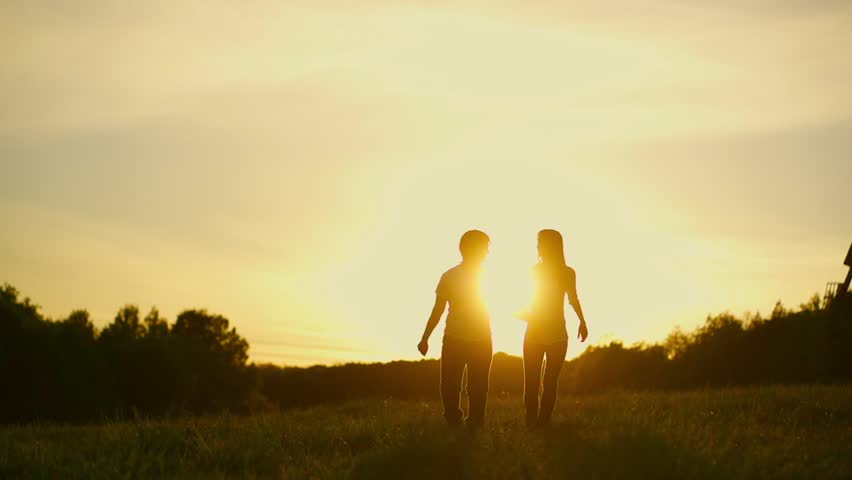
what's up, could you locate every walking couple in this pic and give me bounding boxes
[418,229,588,429]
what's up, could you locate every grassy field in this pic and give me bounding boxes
[2,385,851,479]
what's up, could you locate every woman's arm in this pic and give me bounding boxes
[566,268,588,342]
[418,295,447,355]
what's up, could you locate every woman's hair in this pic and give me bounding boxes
[537,229,566,266]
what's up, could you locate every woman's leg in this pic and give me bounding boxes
[539,340,568,424]
[523,338,545,426]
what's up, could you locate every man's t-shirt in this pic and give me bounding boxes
[436,263,491,341]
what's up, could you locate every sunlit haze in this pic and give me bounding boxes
[2,1,851,365]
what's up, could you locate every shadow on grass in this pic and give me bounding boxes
[539,420,714,480]
[349,419,715,480]
[349,429,474,480]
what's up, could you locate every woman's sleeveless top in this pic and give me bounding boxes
[525,263,570,344]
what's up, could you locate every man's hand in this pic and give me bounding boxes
[417,339,429,356]
[578,322,589,342]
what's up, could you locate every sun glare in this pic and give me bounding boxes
[318,157,698,362]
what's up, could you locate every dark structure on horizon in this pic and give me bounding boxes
[825,241,852,306]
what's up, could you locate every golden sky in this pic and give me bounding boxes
[2,1,851,365]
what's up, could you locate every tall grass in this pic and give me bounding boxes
[2,385,850,479]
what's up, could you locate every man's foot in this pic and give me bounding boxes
[445,417,463,427]
[444,408,464,427]
[463,417,484,431]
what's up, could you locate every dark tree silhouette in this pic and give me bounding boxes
[170,309,252,412]
[0,284,255,423]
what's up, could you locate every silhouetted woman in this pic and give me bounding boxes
[520,229,588,427]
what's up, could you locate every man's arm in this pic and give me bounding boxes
[566,268,588,342]
[418,295,447,356]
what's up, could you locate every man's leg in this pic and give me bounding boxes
[523,338,546,427]
[440,337,465,425]
[539,340,568,425]
[465,339,493,427]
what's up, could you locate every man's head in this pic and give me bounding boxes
[459,230,490,264]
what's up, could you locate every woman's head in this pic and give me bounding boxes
[459,230,490,264]
[537,229,566,266]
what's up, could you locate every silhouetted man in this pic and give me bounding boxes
[418,230,493,427]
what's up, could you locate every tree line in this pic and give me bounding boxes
[1,283,850,423]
